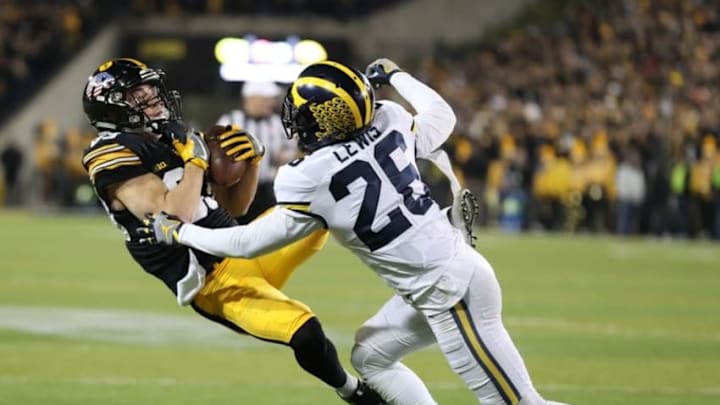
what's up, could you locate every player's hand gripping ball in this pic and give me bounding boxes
[204,125,250,187]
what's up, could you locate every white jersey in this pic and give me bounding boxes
[178,72,474,310]
[273,101,473,306]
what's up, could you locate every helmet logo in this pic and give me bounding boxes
[98,60,114,72]
[310,97,357,140]
[85,72,115,99]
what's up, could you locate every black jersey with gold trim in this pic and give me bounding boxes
[82,131,237,295]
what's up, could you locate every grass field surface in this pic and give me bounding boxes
[1,209,718,404]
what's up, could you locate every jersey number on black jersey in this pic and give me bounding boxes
[330,131,434,251]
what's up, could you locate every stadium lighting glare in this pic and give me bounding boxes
[214,38,250,65]
[250,39,294,64]
[294,40,328,65]
[219,63,307,83]
[215,36,327,83]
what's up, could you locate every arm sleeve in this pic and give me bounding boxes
[176,207,323,258]
[423,149,462,195]
[390,72,457,157]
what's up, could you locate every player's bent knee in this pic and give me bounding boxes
[289,317,327,353]
[350,341,392,376]
[351,325,388,375]
[350,326,372,372]
[350,342,371,375]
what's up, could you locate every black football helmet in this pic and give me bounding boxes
[82,58,182,131]
[281,61,375,153]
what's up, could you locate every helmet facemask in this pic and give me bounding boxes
[281,91,301,142]
[281,91,328,153]
[124,83,182,130]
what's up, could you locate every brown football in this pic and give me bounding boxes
[205,125,247,187]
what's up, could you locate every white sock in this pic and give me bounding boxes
[336,371,359,398]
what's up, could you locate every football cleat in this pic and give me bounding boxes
[338,381,386,405]
[450,188,479,247]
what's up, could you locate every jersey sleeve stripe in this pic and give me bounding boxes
[287,209,328,229]
[89,157,142,181]
[277,202,327,228]
[277,202,311,211]
[86,150,138,172]
[82,144,125,165]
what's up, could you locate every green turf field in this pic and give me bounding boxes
[1,209,718,405]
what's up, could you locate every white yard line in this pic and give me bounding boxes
[0,306,253,347]
[2,376,717,397]
[0,306,354,347]
[539,383,720,396]
[0,306,717,347]
[505,316,720,343]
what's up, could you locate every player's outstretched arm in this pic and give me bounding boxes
[138,208,323,258]
[366,58,456,155]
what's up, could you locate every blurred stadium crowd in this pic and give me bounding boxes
[0,1,87,120]
[128,0,407,18]
[0,0,719,240]
[422,0,720,238]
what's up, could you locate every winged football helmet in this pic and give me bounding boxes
[281,61,375,153]
[82,58,182,131]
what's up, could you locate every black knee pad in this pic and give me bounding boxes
[289,317,327,353]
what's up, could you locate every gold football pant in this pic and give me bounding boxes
[192,228,329,344]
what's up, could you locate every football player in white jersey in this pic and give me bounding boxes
[140,59,569,405]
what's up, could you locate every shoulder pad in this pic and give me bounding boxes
[82,132,142,182]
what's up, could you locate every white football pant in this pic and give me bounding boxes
[351,250,551,405]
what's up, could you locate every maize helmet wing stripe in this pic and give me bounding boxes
[292,77,363,128]
[317,61,373,125]
[301,62,373,126]
[281,60,376,153]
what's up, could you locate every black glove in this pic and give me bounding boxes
[365,58,403,88]
[152,120,189,145]
[137,212,184,245]
[152,120,210,170]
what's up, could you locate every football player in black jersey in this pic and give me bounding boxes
[81,58,385,405]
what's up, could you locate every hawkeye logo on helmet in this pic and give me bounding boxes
[85,72,115,99]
